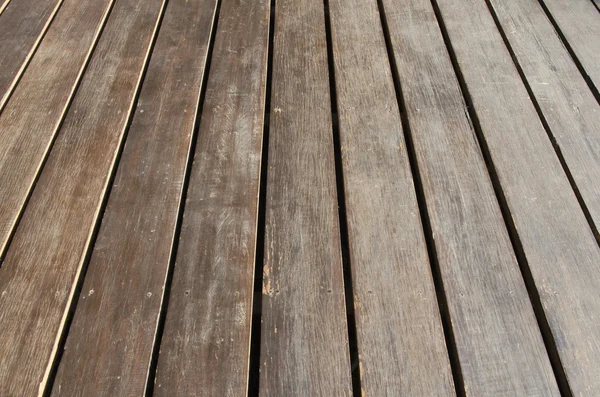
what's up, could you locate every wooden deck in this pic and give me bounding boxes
[1,0,600,395]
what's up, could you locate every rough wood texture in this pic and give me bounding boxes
[0,0,62,109]
[259,0,352,394]
[541,0,600,92]
[0,0,113,257]
[436,0,600,394]
[153,0,270,395]
[328,0,454,394]
[489,0,600,277]
[50,0,217,395]
[381,0,560,394]
[0,0,165,394]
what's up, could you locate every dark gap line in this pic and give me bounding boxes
[375,1,465,396]
[589,0,600,14]
[429,0,574,395]
[143,0,222,395]
[42,0,171,395]
[323,0,362,394]
[0,0,118,264]
[536,0,600,106]
[0,0,65,114]
[247,0,275,394]
[484,0,600,251]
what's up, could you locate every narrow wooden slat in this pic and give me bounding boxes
[0,0,166,393]
[0,0,114,257]
[259,0,352,394]
[153,0,270,395]
[0,0,63,109]
[380,0,560,394]
[435,0,600,393]
[489,0,600,279]
[541,0,600,92]
[50,0,218,395]
[328,0,454,394]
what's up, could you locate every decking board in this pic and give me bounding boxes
[153,0,270,394]
[0,0,165,393]
[0,0,63,109]
[328,0,455,394]
[258,0,353,394]
[435,0,600,393]
[50,0,218,395]
[0,0,114,257]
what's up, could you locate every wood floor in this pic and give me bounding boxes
[1,0,600,395]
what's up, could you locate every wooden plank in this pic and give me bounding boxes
[0,0,166,393]
[152,0,270,395]
[0,0,114,257]
[541,0,600,91]
[489,0,600,286]
[50,0,218,395]
[380,0,560,394]
[435,0,600,394]
[258,0,352,394]
[328,0,454,394]
[0,0,63,110]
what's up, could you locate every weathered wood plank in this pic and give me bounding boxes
[489,0,600,290]
[152,0,270,395]
[50,0,218,395]
[541,0,600,92]
[435,0,600,393]
[328,0,454,394]
[0,0,166,394]
[380,0,560,394]
[0,0,63,109]
[0,0,114,257]
[259,0,352,394]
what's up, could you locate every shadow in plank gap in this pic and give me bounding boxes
[0,0,166,393]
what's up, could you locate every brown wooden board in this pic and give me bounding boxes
[152,0,270,395]
[435,0,600,394]
[0,0,165,394]
[380,0,560,394]
[328,0,455,394]
[0,0,63,109]
[489,0,600,285]
[258,0,352,394]
[50,0,219,395]
[0,0,113,257]
[541,0,600,92]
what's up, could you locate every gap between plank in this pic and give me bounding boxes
[143,0,223,395]
[375,1,466,396]
[0,0,65,112]
[536,0,600,105]
[247,0,275,394]
[323,0,362,394]
[40,1,170,394]
[483,0,600,260]
[0,0,117,263]
[427,0,574,395]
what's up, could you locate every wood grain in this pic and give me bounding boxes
[0,0,63,109]
[258,0,352,394]
[328,0,454,394]
[0,0,113,257]
[489,0,600,286]
[541,0,600,92]
[0,0,165,394]
[152,0,270,395]
[435,0,600,394]
[380,0,560,394]
[50,0,218,395]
